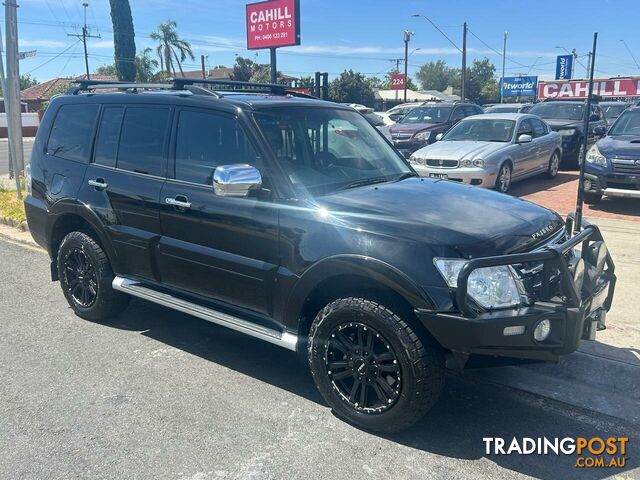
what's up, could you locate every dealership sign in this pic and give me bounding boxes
[501,76,538,97]
[555,55,574,80]
[391,73,406,91]
[538,78,640,100]
[246,0,301,50]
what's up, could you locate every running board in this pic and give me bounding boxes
[112,276,298,351]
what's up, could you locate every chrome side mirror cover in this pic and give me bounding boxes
[435,133,444,141]
[213,164,262,197]
[517,134,533,143]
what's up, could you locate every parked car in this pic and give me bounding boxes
[583,106,640,204]
[483,103,533,114]
[409,114,562,193]
[528,99,607,166]
[345,104,392,141]
[599,101,633,124]
[373,111,396,126]
[389,101,484,157]
[385,102,424,122]
[24,78,616,433]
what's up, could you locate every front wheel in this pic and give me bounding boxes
[308,297,445,432]
[546,151,560,179]
[495,163,512,193]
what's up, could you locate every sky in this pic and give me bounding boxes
[11,0,640,85]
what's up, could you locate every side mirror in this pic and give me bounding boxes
[389,113,403,122]
[435,133,444,141]
[452,117,463,124]
[594,125,606,137]
[213,164,262,198]
[517,134,533,143]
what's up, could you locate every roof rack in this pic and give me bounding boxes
[66,78,318,100]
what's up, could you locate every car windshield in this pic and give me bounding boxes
[602,104,629,120]
[253,107,412,196]
[484,106,519,114]
[443,118,515,142]
[362,112,385,127]
[608,110,640,136]
[528,103,584,120]
[400,106,452,124]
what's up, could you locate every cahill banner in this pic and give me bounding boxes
[246,0,301,50]
[538,77,640,100]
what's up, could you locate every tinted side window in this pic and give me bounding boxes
[463,105,480,117]
[451,107,464,120]
[531,119,547,138]
[94,106,124,167]
[174,110,258,184]
[517,119,534,135]
[47,104,99,163]
[116,107,170,176]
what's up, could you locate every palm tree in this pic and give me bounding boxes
[150,20,195,77]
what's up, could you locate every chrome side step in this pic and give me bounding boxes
[112,276,298,351]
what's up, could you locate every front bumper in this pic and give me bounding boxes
[416,217,616,365]
[412,163,498,187]
[584,171,640,198]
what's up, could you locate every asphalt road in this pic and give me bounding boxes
[0,141,33,175]
[1,237,639,480]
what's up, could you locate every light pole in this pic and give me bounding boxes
[500,31,507,103]
[403,30,414,102]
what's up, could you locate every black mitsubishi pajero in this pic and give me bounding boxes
[25,79,616,432]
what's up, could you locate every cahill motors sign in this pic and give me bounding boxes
[501,76,538,97]
[538,78,640,100]
[246,0,301,50]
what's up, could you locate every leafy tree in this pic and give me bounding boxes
[95,64,117,76]
[328,70,375,106]
[415,60,459,91]
[150,20,195,76]
[3,74,38,95]
[109,0,136,81]
[297,76,315,88]
[230,56,255,82]
[466,58,499,104]
[135,48,159,82]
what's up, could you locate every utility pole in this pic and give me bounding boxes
[571,49,577,79]
[270,47,277,84]
[5,0,24,195]
[585,51,592,79]
[500,31,507,104]
[403,30,413,102]
[200,55,206,79]
[461,22,467,101]
[67,3,100,80]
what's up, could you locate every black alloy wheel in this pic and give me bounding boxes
[62,247,98,308]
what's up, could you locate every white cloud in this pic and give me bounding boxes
[89,40,115,49]
[19,39,68,48]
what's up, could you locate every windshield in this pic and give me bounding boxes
[608,110,640,136]
[484,106,519,114]
[253,107,412,196]
[444,118,515,142]
[400,106,452,124]
[362,112,385,127]
[528,103,584,121]
[602,104,629,120]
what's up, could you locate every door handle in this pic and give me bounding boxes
[88,178,108,189]
[165,196,191,209]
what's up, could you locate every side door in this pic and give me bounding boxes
[80,104,171,280]
[512,118,538,177]
[157,107,280,317]
[530,118,555,174]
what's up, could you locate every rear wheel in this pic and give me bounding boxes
[495,163,512,193]
[308,297,445,432]
[57,231,129,321]
[546,151,560,179]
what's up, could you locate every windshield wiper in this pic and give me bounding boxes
[338,176,391,191]
[394,171,418,181]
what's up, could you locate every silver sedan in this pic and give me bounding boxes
[409,113,562,193]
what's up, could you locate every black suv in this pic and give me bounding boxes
[528,99,607,166]
[389,102,484,157]
[25,79,616,432]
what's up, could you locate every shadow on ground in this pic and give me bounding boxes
[97,298,639,480]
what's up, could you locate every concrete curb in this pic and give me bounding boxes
[467,343,640,425]
[0,215,28,231]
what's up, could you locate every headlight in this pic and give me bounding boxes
[472,158,484,167]
[461,159,472,167]
[434,259,521,309]
[25,163,32,195]
[558,128,576,136]
[410,155,427,165]
[414,130,431,141]
[586,145,607,166]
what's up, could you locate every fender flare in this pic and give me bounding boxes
[283,254,433,329]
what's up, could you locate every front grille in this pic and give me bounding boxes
[612,158,640,174]
[425,159,459,168]
[392,133,413,140]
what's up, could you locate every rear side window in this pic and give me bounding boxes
[531,118,548,137]
[174,110,258,184]
[47,104,99,163]
[117,107,170,176]
[94,107,124,168]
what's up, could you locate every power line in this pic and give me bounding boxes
[411,14,462,53]
[24,40,81,74]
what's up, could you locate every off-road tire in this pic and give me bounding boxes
[57,231,129,321]
[308,297,445,432]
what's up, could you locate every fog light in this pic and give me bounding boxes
[533,319,551,342]
[503,325,526,336]
[583,179,592,191]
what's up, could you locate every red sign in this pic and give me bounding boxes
[391,73,406,91]
[246,0,300,50]
[538,78,640,100]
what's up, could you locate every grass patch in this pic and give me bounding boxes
[0,189,26,224]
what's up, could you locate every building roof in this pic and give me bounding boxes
[376,89,460,102]
[21,74,118,101]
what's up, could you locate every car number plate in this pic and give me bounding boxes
[429,173,448,179]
